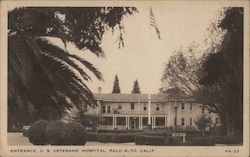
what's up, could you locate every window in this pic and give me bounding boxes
[118,105,122,110]
[143,106,147,110]
[202,107,205,114]
[215,117,218,124]
[107,106,111,113]
[102,106,106,113]
[103,117,113,126]
[131,103,135,110]
[190,103,192,110]
[155,117,165,126]
[156,104,160,111]
[190,118,192,126]
[142,117,148,126]
[181,103,185,110]
[181,118,185,126]
[116,117,126,126]
[174,117,177,126]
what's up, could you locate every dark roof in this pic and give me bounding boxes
[93,93,195,103]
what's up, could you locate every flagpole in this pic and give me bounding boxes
[147,7,152,128]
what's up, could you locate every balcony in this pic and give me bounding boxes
[101,109,167,116]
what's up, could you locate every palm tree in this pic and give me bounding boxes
[8,7,137,130]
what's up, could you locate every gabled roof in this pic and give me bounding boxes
[93,93,195,103]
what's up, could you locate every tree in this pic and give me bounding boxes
[74,109,104,131]
[131,79,141,93]
[195,115,212,136]
[112,74,121,93]
[8,7,137,129]
[161,8,243,136]
[199,8,243,136]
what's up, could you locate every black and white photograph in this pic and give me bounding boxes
[1,1,249,157]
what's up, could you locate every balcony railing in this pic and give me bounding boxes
[101,109,167,115]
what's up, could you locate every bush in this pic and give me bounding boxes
[28,120,49,145]
[210,136,243,145]
[184,126,197,131]
[174,125,184,131]
[142,129,167,137]
[164,136,178,146]
[46,120,65,145]
[61,122,87,145]
[112,133,138,143]
[135,135,165,146]
[96,133,113,143]
[97,130,141,134]
[87,132,98,141]
[187,136,215,146]
[46,120,87,145]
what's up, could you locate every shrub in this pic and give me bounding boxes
[173,125,184,131]
[209,126,226,136]
[135,135,165,146]
[61,122,87,145]
[28,120,49,145]
[46,120,87,145]
[97,130,141,134]
[96,133,113,143]
[184,126,197,131]
[142,129,166,136]
[187,136,215,146]
[211,136,243,145]
[46,120,65,145]
[87,132,98,141]
[164,136,178,146]
[112,133,138,143]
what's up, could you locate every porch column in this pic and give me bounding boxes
[127,117,130,129]
[139,117,142,130]
[148,94,151,125]
[168,102,171,126]
[112,116,115,129]
[165,117,167,127]
[126,116,128,128]
[152,117,155,129]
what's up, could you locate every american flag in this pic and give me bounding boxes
[150,8,161,39]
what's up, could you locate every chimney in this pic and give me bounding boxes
[98,87,102,93]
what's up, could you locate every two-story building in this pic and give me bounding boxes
[85,92,220,130]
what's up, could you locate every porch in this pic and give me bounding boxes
[99,115,168,130]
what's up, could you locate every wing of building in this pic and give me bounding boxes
[82,92,220,130]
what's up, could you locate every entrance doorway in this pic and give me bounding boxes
[129,117,139,129]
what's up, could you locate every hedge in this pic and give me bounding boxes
[135,135,165,146]
[27,120,49,145]
[46,120,87,145]
[87,132,98,141]
[112,133,138,143]
[97,130,141,134]
[96,133,113,143]
[187,136,215,146]
[210,136,243,145]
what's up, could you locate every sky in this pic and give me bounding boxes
[63,4,225,94]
